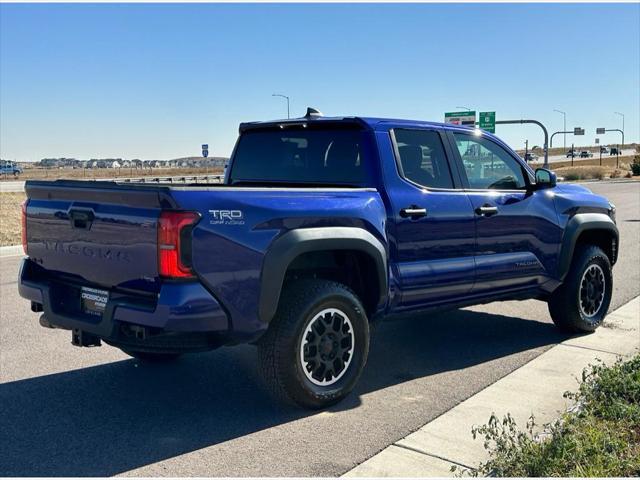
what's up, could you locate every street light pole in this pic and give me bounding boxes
[553,109,567,150]
[272,93,290,119]
[614,112,625,148]
[456,105,471,111]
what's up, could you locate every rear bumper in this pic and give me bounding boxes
[18,258,230,343]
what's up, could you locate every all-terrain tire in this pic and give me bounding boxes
[548,245,612,333]
[257,279,370,409]
[121,349,182,363]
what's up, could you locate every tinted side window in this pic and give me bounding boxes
[452,133,526,190]
[394,129,454,189]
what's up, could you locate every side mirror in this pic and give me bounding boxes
[535,168,556,189]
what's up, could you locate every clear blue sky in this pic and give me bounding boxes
[1,3,638,161]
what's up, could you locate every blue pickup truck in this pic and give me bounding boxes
[19,110,618,408]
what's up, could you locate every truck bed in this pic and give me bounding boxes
[23,179,386,335]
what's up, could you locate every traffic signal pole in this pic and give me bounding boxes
[495,119,549,168]
[550,130,576,148]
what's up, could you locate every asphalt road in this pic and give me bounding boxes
[0,181,638,476]
[543,148,635,164]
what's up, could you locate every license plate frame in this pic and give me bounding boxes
[80,286,109,317]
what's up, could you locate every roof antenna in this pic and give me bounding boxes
[304,107,323,118]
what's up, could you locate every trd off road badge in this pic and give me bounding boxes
[209,209,245,225]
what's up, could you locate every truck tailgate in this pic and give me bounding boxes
[24,180,176,293]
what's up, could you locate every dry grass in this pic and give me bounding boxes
[553,165,635,181]
[0,166,223,182]
[0,192,25,246]
[555,166,607,181]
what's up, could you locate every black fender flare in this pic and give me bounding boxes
[259,227,388,323]
[557,213,618,281]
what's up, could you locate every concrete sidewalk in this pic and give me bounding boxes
[345,297,640,477]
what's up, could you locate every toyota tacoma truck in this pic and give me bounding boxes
[19,109,618,408]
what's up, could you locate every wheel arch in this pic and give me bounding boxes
[557,213,618,281]
[259,227,388,323]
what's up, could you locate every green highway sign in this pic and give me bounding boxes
[479,111,496,133]
[445,111,476,127]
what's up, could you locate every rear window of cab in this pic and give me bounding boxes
[229,128,372,186]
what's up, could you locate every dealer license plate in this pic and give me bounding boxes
[81,286,108,317]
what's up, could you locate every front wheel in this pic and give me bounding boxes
[549,245,612,333]
[258,279,370,409]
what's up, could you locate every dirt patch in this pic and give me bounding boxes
[0,192,26,247]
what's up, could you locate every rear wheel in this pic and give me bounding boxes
[549,245,612,333]
[258,279,370,409]
[121,349,182,363]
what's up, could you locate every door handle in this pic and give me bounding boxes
[400,206,427,219]
[475,205,498,217]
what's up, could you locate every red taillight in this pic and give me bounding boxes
[21,200,28,255]
[158,211,199,278]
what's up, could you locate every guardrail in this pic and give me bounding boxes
[113,174,224,184]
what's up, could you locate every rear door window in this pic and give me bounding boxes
[394,129,455,189]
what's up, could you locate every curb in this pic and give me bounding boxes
[575,178,639,184]
[344,296,640,477]
[0,245,24,258]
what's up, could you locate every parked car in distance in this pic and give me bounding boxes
[0,160,23,176]
[600,146,610,154]
[610,147,621,155]
[19,109,619,409]
[523,153,538,162]
[566,149,578,158]
[580,150,594,158]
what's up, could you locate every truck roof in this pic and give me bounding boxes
[239,114,482,135]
